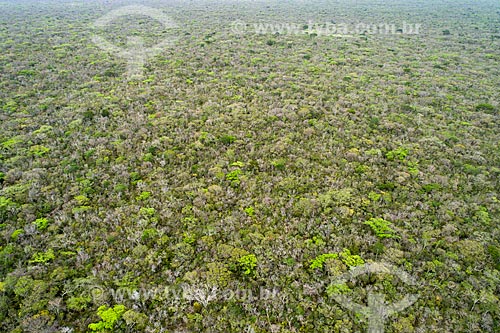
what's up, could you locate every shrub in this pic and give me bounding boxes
[339,248,365,268]
[10,229,24,241]
[310,253,338,270]
[182,232,196,245]
[33,218,49,231]
[28,145,50,157]
[136,191,151,201]
[386,147,408,161]
[123,310,148,330]
[364,218,399,239]
[74,195,89,206]
[0,196,15,220]
[206,262,232,287]
[29,249,55,264]
[244,206,255,217]
[88,305,126,332]
[226,169,242,187]
[326,283,351,297]
[67,296,91,311]
[487,245,500,270]
[271,158,286,170]
[219,134,236,145]
[475,103,495,113]
[238,254,257,276]
[141,228,159,242]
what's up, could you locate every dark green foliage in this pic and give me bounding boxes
[219,134,236,145]
[487,245,500,270]
[475,103,496,114]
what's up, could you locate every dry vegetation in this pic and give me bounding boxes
[0,0,499,332]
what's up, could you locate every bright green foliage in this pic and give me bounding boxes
[29,248,55,264]
[139,207,155,216]
[139,207,158,223]
[141,228,159,242]
[226,169,242,186]
[136,191,151,201]
[244,206,255,217]
[368,191,381,202]
[339,248,365,268]
[2,100,18,113]
[238,254,257,276]
[310,253,338,270]
[386,147,409,161]
[1,136,23,149]
[305,236,326,247]
[72,206,92,214]
[33,125,53,134]
[28,144,50,157]
[114,183,127,192]
[230,161,245,167]
[0,196,15,218]
[463,163,481,175]
[420,183,441,193]
[33,217,49,231]
[474,206,491,225]
[182,232,196,244]
[355,164,370,173]
[10,229,24,240]
[88,305,126,332]
[407,161,419,175]
[364,218,399,239]
[129,172,142,183]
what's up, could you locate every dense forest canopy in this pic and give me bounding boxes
[0,0,499,332]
